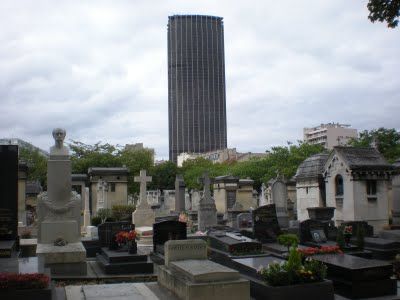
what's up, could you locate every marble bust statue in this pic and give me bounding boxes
[50,128,69,156]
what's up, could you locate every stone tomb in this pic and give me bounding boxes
[252,204,281,242]
[157,239,250,300]
[314,253,396,299]
[208,228,262,257]
[150,220,187,265]
[96,221,153,275]
[0,145,19,258]
[98,221,133,250]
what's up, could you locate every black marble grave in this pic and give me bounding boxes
[363,237,400,260]
[299,219,337,246]
[0,145,18,258]
[98,221,134,250]
[96,247,153,275]
[150,220,187,265]
[208,229,262,256]
[314,253,396,299]
[341,221,374,237]
[252,204,281,242]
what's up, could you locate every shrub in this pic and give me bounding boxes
[97,208,112,224]
[0,273,50,290]
[258,246,328,286]
[112,205,135,221]
[91,216,102,227]
[277,234,299,251]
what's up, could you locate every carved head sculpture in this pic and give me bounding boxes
[52,128,66,146]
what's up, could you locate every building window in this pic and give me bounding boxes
[367,180,377,202]
[366,180,377,196]
[110,183,116,192]
[335,175,344,196]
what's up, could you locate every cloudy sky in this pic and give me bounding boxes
[1,1,399,159]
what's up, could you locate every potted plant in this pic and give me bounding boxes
[254,247,334,300]
[115,230,138,254]
[0,273,51,300]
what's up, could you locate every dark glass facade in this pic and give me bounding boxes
[168,15,227,163]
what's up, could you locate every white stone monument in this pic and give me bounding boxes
[259,183,267,206]
[132,169,155,245]
[36,128,87,275]
[96,179,108,211]
[198,172,217,232]
[83,187,91,230]
[271,178,289,228]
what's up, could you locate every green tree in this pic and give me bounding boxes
[348,128,400,163]
[19,148,47,187]
[367,0,400,28]
[149,161,178,191]
[69,140,121,174]
[119,148,153,195]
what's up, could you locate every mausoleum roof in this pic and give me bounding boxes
[26,181,42,195]
[333,147,394,171]
[88,167,129,176]
[295,153,329,180]
[71,174,87,182]
[214,175,239,183]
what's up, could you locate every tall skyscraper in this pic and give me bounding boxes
[168,15,227,163]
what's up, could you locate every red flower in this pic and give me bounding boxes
[0,273,49,290]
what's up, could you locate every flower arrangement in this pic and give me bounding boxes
[343,226,353,236]
[0,273,50,290]
[115,230,137,246]
[258,247,327,286]
[297,245,343,257]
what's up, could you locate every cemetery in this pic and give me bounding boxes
[1,128,400,300]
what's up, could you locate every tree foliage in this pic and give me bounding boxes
[19,148,47,188]
[367,0,400,28]
[149,161,178,191]
[68,141,153,195]
[348,127,400,163]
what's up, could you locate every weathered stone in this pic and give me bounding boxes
[164,239,207,267]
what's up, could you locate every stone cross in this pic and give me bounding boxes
[135,170,152,209]
[199,172,212,202]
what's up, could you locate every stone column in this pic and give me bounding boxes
[175,175,186,212]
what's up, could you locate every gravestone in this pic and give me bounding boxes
[271,179,289,228]
[0,145,18,258]
[314,253,396,299]
[235,212,252,229]
[153,220,187,254]
[132,170,155,227]
[36,128,87,275]
[252,204,281,242]
[98,221,134,250]
[96,179,108,211]
[83,187,91,231]
[341,221,374,237]
[158,239,250,300]
[299,219,335,245]
[198,172,217,231]
[175,175,186,213]
[208,229,262,256]
[259,183,267,206]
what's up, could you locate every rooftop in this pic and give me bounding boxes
[334,147,394,171]
[295,153,329,180]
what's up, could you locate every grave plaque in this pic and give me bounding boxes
[153,220,187,254]
[299,219,336,245]
[252,204,281,242]
[236,213,252,229]
[227,190,236,210]
[98,221,134,250]
[311,229,327,243]
[0,145,18,241]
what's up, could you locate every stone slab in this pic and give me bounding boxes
[36,242,86,264]
[170,259,240,283]
[0,240,16,258]
[164,239,207,267]
[40,220,79,243]
[132,208,155,227]
[158,264,250,300]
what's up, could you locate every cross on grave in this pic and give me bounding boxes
[199,172,212,202]
[134,170,152,209]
